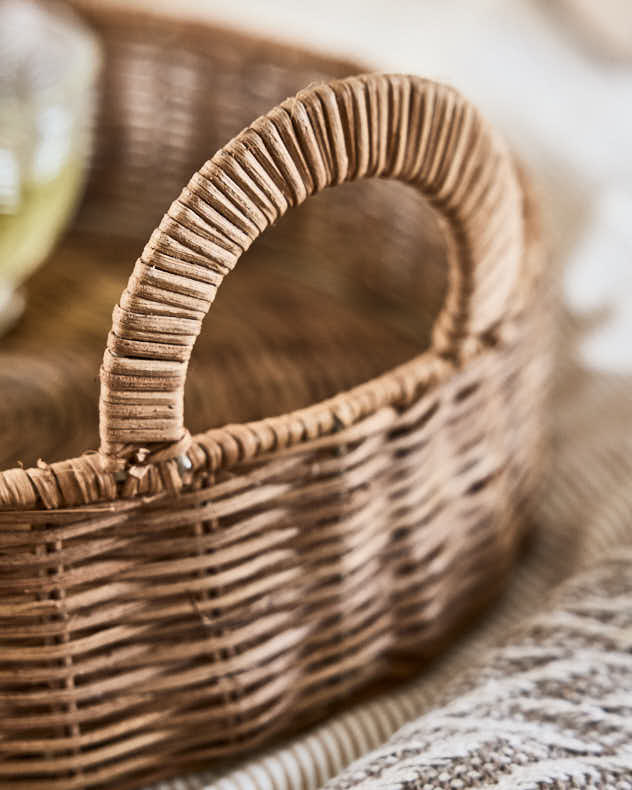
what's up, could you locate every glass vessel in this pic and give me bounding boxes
[0,0,101,334]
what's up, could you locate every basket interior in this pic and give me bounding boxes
[0,7,448,471]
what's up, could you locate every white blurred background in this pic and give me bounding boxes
[127,0,632,371]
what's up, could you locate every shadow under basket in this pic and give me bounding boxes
[0,6,556,790]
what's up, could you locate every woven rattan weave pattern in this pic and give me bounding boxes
[0,6,553,790]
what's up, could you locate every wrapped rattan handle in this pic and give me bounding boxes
[100,74,525,459]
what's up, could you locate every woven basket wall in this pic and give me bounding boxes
[0,4,555,790]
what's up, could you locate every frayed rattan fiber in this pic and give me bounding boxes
[0,10,554,790]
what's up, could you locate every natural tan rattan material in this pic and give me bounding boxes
[97,71,525,458]
[0,7,554,790]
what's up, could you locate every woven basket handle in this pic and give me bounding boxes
[99,74,525,460]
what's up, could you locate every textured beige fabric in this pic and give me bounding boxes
[325,548,632,789]
[148,319,632,790]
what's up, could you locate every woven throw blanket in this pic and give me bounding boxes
[324,551,632,790]
[147,325,632,790]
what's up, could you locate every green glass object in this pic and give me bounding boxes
[0,0,101,334]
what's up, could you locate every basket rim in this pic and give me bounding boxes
[0,346,451,512]
[0,265,543,515]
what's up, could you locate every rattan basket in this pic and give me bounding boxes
[0,5,554,790]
